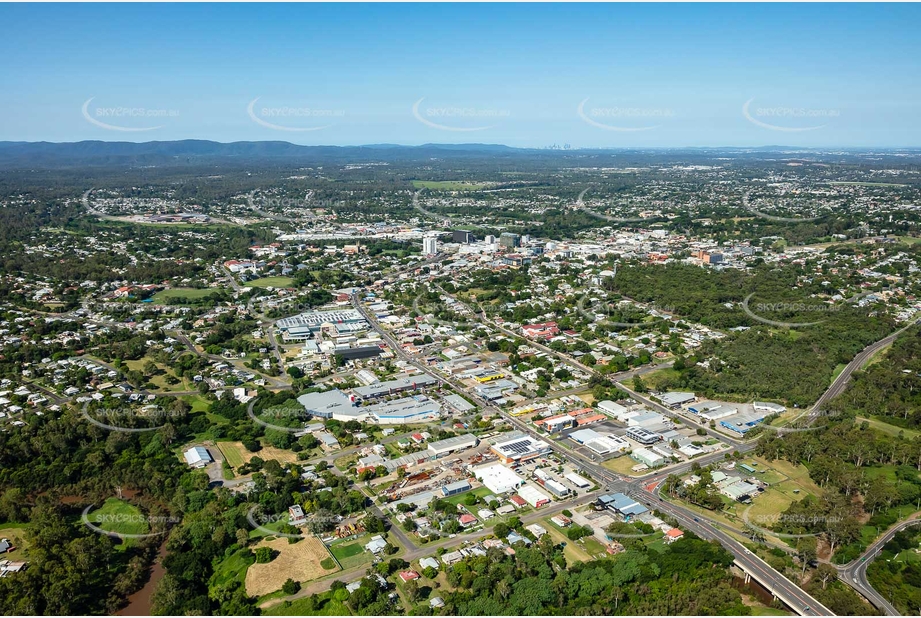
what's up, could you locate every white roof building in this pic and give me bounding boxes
[184,446,212,468]
[473,463,524,495]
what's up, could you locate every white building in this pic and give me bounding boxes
[473,463,524,495]
[423,237,438,256]
[184,446,212,468]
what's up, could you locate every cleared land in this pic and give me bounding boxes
[244,536,339,597]
[245,277,295,288]
[217,441,299,470]
[151,288,220,304]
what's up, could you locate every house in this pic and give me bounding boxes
[550,515,571,528]
[430,597,445,609]
[365,535,388,554]
[0,539,11,554]
[288,505,306,526]
[665,528,684,543]
[508,495,527,508]
[398,570,420,583]
[526,523,547,538]
[419,556,440,571]
[458,514,478,528]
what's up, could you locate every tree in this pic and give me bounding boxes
[816,563,837,590]
[282,578,301,595]
[254,547,274,563]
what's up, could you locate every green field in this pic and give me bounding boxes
[263,590,352,616]
[86,498,149,547]
[857,416,921,440]
[0,523,29,554]
[411,180,492,190]
[210,548,256,589]
[151,288,220,303]
[329,536,372,569]
[245,277,295,288]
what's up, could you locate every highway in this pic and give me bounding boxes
[835,518,920,616]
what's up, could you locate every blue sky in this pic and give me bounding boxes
[1,2,919,147]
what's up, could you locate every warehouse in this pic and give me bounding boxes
[565,472,592,489]
[443,394,475,413]
[631,447,666,468]
[441,480,472,497]
[628,412,666,427]
[534,470,570,497]
[473,463,524,495]
[753,401,785,414]
[569,428,630,455]
[597,399,630,418]
[517,483,552,508]
[297,388,358,419]
[720,411,767,434]
[353,374,439,399]
[658,392,696,408]
[427,433,479,458]
[365,396,442,425]
[625,426,661,445]
[184,446,212,468]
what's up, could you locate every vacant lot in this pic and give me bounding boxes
[245,277,295,288]
[151,288,219,304]
[245,536,339,597]
[217,441,299,470]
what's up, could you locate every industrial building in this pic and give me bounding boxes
[753,401,785,414]
[184,446,212,468]
[720,411,767,434]
[473,463,524,495]
[568,428,630,455]
[597,400,630,418]
[516,483,552,508]
[625,426,661,445]
[534,469,570,497]
[427,433,479,458]
[631,447,666,468]
[353,374,439,399]
[658,392,696,408]
[275,309,369,342]
[441,479,472,497]
[597,493,649,519]
[491,434,551,464]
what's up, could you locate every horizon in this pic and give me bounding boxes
[2,3,921,148]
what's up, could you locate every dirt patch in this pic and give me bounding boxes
[245,536,339,597]
[218,441,299,470]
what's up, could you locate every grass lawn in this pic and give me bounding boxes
[642,367,681,390]
[443,486,493,506]
[245,277,295,288]
[541,519,592,563]
[749,606,793,616]
[578,536,608,559]
[217,441,248,468]
[86,498,148,548]
[151,288,220,304]
[858,416,921,440]
[210,548,256,590]
[601,455,650,476]
[0,524,29,555]
[182,394,212,413]
[263,591,351,616]
[329,536,374,570]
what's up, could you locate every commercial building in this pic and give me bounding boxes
[297,389,359,419]
[753,401,785,414]
[452,230,474,244]
[631,447,666,468]
[658,392,696,408]
[443,394,475,413]
[365,396,442,425]
[565,472,592,489]
[491,434,551,464]
[517,483,552,508]
[423,237,438,256]
[598,493,649,519]
[353,375,439,399]
[598,400,630,418]
[427,433,479,458]
[473,463,524,495]
[441,480,472,497]
[720,411,767,434]
[534,469,570,497]
[499,232,520,249]
[625,426,661,445]
[276,309,368,341]
[568,428,630,455]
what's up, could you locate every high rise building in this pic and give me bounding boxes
[499,232,520,249]
[452,230,474,244]
[423,237,438,255]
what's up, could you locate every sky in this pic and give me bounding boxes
[1,2,920,148]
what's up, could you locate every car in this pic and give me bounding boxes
[693,517,699,522]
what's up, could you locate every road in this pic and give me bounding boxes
[352,290,833,614]
[836,518,921,616]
